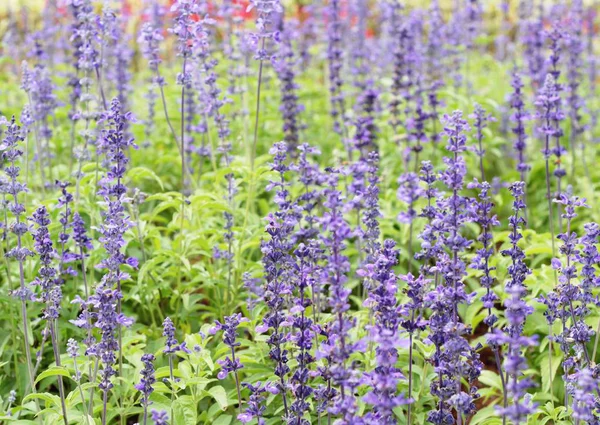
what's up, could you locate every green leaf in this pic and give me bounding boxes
[35,367,71,384]
[173,395,197,425]
[129,166,165,190]
[207,385,228,410]
[540,353,562,393]
[22,392,61,408]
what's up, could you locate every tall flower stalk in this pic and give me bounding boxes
[211,314,247,414]
[491,181,536,424]
[135,353,156,425]
[360,240,412,424]
[535,74,560,257]
[3,117,37,401]
[248,0,282,169]
[30,206,68,425]
[92,99,137,425]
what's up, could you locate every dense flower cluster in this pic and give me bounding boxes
[3,2,600,425]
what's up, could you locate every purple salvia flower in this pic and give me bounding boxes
[288,239,322,423]
[138,23,165,87]
[70,211,93,347]
[142,85,157,148]
[399,271,429,423]
[468,180,499,327]
[143,0,167,31]
[210,313,246,383]
[27,63,59,180]
[521,16,546,90]
[397,172,422,225]
[294,143,324,244]
[326,0,346,137]
[56,181,77,282]
[238,381,279,424]
[163,317,188,356]
[409,94,430,168]
[317,171,362,423]
[389,18,413,140]
[69,0,101,198]
[564,8,588,177]
[569,367,598,424]
[427,111,482,423]
[247,0,283,61]
[577,222,600,305]
[353,84,379,156]
[509,69,531,185]
[91,99,137,423]
[30,206,61,321]
[535,73,561,256]
[135,353,156,425]
[242,272,264,309]
[170,0,198,87]
[194,13,231,162]
[397,170,422,272]
[545,26,566,225]
[491,181,537,424]
[362,152,381,264]
[2,116,37,396]
[257,142,299,414]
[360,240,411,424]
[540,194,594,376]
[151,409,169,425]
[415,160,442,278]
[30,205,70,423]
[272,20,304,156]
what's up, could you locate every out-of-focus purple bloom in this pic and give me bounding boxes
[242,272,264,309]
[521,17,546,89]
[545,25,566,199]
[565,9,587,174]
[151,409,169,425]
[138,23,165,86]
[569,367,598,423]
[272,21,304,155]
[509,69,530,182]
[247,0,283,61]
[326,0,346,136]
[469,103,495,181]
[397,172,422,225]
[170,0,200,88]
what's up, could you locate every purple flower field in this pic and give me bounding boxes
[0,0,599,424]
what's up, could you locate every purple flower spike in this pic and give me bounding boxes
[151,409,169,425]
[30,206,61,321]
[135,353,156,408]
[491,181,537,424]
[211,313,247,380]
[361,240,412,423]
